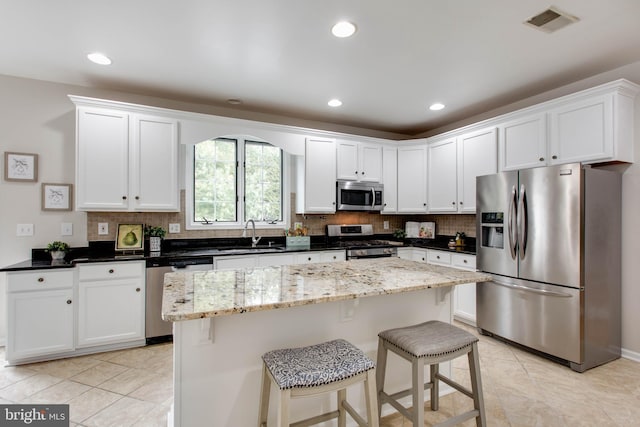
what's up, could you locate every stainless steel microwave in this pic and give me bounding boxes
[336,180,384,211]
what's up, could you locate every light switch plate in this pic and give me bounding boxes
[169,223,180,233]
[61,222,73,236]
[383,220,390,230]
[98,223,109,235]
[17,224,34,236]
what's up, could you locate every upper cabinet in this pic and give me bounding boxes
[498,113,547,171]
[72,98,179,212]
[428,128,497,214]
[336,141,382,182]
[296,137,337,214]
[397,144,428,213]
[381,146,398,214]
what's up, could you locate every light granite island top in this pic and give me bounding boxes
[162,257,492,322]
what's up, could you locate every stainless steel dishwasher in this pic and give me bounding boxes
[145,257,213,343]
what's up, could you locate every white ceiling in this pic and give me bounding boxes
[2,0,640,135]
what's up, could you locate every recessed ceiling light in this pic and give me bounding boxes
[87,52,112,65]
[429,103,445,111]
[331,21,357,38]
[328,99,343,107]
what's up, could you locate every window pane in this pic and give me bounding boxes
[194,139,237,222]
[244,141,282,222]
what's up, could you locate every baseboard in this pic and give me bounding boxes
[621,347,640,363]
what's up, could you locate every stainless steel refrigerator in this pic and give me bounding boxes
[476,163,621,372]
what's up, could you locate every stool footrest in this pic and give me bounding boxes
[434,373,474,399]
[290,410,339,427]
[433,409,480,427]
[342,400,368,427]
[379,390,413,420]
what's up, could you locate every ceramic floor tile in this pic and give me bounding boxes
[82,396,156,427]
[97,368,158,396]
[0,364,38,389]
[70,361,129,387]
[127,375,172,404]
[25,379,91,404]
[0,373,63,402]
[28,356,102,379]
[67,388,122,424]
[130,403,171,427]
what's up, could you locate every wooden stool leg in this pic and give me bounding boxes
[337,388,347,427]
[258,364,270,427]
[411,357,425,427]
[430,363,439,411]
[375,337,388,419]
[364,369,379,427]
[277,388,290,427]
[468,342,487,427]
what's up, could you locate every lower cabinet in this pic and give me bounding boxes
[213,250,346,270]
[427,250,477,325]
[6,270,75,362]
[77,262,145,347]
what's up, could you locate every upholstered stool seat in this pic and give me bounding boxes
[259,339,379,427]
[376,321,486,427]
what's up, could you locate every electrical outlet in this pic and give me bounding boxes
[61,222,73,236]
[383,220,390,230]
[17,224,34,236]
[169,223,181,233]
[98,223,109,235]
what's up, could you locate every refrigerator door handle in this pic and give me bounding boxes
[517,184,527,259]
[508,185,518,259]
[491,279,573,298]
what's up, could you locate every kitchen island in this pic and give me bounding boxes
[162,257,491,427]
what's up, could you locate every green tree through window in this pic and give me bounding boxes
[245,141,282,222]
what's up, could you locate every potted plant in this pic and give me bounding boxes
[47,241,70,260]
[145,225,166,252]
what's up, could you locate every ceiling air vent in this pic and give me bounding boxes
[524,6,579,33]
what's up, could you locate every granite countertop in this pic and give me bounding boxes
[162,257,492,322]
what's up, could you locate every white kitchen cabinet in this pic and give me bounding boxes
[427,138,458,213]
[215,250,345,269]
[457,127,497,213]
[295,250,345,264]
[426,249,477,326]
[77,262,145,348]
[214,255,257,270]
[397,144,428,213]
[256,253,296,267]
[381,146,398,214]
[6,270,75,363]
[336,141,382,182]
[498,113,548,171]
[73,100,179,212]
[427,128,496,214]
[296,137,336,214]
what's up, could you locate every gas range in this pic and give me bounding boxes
[326,224,401,259]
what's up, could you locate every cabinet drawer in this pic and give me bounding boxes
[78,262,144,281]
[452,254,476,270]
[8,270,74,292]
[426,250,451,265]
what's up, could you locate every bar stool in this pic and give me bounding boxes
[258,338,379,427]
[376,320,486,427]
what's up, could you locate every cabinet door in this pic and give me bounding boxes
[76,107,129,210]
[7,289,74,361]
[336,141,359,181]
[256,253,295,267]
[359,144,382,182]
[214,255,257,270]
[499,113,547,171]
[302,138,336,213]
[131,115,179,211]
[77,278,145,347]
[381,147,397,213]
[549,94,613,164]
[458,128,497,213]
[428,138,458,213]
[451,254,477,326]
[319,250,346,262]
[397,145,428,213]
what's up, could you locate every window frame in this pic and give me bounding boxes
[185,136,290,231]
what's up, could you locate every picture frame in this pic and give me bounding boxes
[115,224,144,251]
[41,183,73,211]
[4,152,38,182]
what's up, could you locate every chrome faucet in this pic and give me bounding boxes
[242,219,262,247]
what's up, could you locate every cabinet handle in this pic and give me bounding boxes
[135,196,140,200]
[539,157,545,162]
[122,196,127,200]
[436,255,440,259]
[37,277,44,283]
[108,269,115,274]
[552,155,558,160]
[423,203,426,206]
[362,171,365,175]
[463,259,468,263]
[66,299,72,304]
[452,201,455,205]
[459,201,463,205]
[332,256,336,259]
[308,257,312,261]
[355,171,358,174]
[136,287,141,292]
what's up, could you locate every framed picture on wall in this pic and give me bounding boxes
[41,183,73,211]
[116,224,144,251]
[4,152,38,182]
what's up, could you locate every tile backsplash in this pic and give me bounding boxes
[87,191,476,241]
